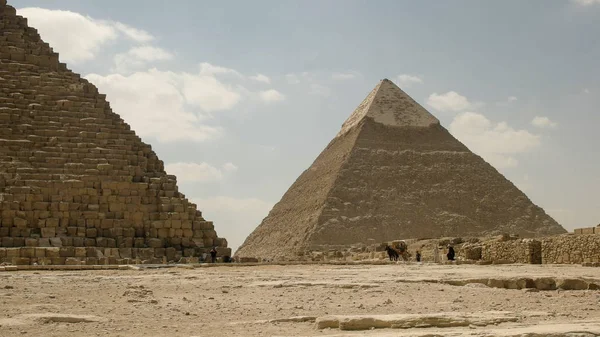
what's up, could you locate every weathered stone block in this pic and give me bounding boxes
[20,247,35,258]
[38,238,51,247]
[41,227,55,238]
[72,237,84,247]
[37,257,52,266]
[154,248,165,258]
[14,217,27,228]
[59,247,75,257]
[46,247,60,258]
[51,257,66,265]
[34,248,46,258]
[119,248,132,258]
[74,247,87,257]
[147,238,163,248]
[6,248,19,258]
[65,257,83,265]
[12,257,31,265]
[25,238,38,247]
[1,237,14,247]
[86,228,97,238]
[138,248,154,260]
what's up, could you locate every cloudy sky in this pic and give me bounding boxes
[11,0,600,251]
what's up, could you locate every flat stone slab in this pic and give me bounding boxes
[0,313,107,327]
[284,321,600,336]
[316,311,520,330]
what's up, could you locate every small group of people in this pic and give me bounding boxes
[387,241,455,263]
[431,244,455,262]
[201,247,234,263]
[201,247,218,263]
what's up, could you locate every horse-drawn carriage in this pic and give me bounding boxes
[384,240,411,261]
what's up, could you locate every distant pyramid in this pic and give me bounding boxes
[236,79,565,260]
[0,0,229,265]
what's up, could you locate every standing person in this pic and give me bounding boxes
[416,250,422,262]
[433,245,440,263]
[210,247,217,263]
[447,245,455,261]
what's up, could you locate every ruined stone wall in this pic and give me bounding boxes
[481,239,541,264]
[541,234,600,264]
[573,225,599,234]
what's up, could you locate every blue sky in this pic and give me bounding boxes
[11,0,600,251]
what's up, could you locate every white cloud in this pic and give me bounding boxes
[17,8,157,65]
[199,62,242,77]
[113,22,154,43]
[531,116,558,129]
[191,196,274,252]
[165,162,232,183]
[182,73,242,112]
[397,74,423,87]
[249,74,271,84]
[85,69,224,143]
[17,7,119,64]
[508,96,518,102]
[427,91,473,112]
[222,162,238,172]
[572,0,600,5]
[112,46,173,73]
[259,89,285,103]
[331,72,359,80]
[449,112,541,169]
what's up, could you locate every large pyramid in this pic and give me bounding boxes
[236,79,566,260]
[0,1,229,265]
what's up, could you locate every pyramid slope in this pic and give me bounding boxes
[235,124,362,259]
[236,79,566,260]
[0,1,228,264]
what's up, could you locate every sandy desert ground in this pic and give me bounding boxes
[1,263,600,336]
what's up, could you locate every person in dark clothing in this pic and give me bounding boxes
[415,250,422,262]
[210,247,217,263]
[447,245,455,261]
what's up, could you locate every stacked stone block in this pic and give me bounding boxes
[0,1,229,265]
[541,234,600,264]
[481,239,542,264]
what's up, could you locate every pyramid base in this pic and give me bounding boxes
[0,245,232,266]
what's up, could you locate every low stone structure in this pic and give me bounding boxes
[541,234,600,264]
[481,239,541,264]
[573,224,600,235]
[267,233,600,266]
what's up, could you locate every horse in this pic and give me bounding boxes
[385,245,400,261]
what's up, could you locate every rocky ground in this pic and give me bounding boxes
[1,263,600,336]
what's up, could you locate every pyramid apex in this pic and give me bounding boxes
[337,78,439,137]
